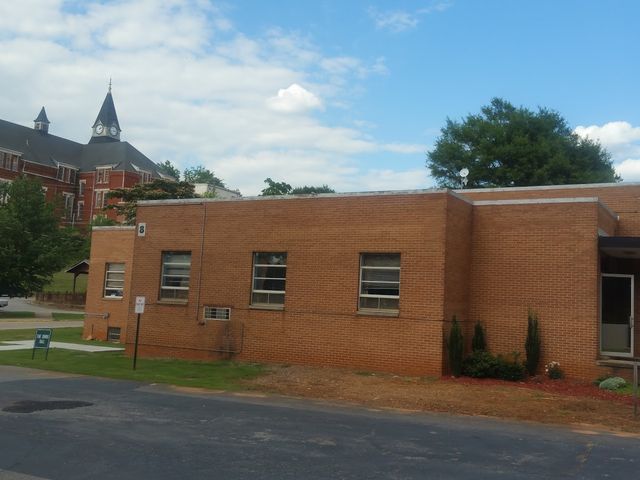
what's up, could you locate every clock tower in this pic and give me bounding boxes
[90,80,121,143]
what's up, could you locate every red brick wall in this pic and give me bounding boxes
[123,193,453,375]
[468,201,603,378]
[459,183,640,235]
[442,193,474,372]
[83,227,135,341]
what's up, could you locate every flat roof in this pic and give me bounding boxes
[137,188,449,206]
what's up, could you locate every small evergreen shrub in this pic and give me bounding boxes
[525,310,541,376]
[544,361,563,380]
[471,321,486,352]
[495,352,527,381]
[447,316,464,377]
[462,351,498,378]
[599,376,626,390]
[462,351,526,381]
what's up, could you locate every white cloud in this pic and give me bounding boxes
[574,121,640,182]
[368,2,452,33]
[0,0,427,195]
[575,121,640,147]
[615,159,640,182]
[267,84,323,113]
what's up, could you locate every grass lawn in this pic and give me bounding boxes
[0,311,35,319]
[51,312,85,321]
[42,271,88,293]
[0,328,264,391]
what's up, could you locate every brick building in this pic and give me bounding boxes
[0,87,167,225]
[84,182,640,380]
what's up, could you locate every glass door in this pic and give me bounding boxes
[601,274,634,357]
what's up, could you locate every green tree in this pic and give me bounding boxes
[156,160,180,180]
[260,178,336,196]
[471,321,486,352]
[447,316,464,377]
[183,165,225,187]
[525,309,542,376]
[0,176,85,296]
[427,98,619,188]
[105,179,196,225]
[260,178,292,196]
[291,185,336,194]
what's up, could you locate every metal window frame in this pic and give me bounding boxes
[203,306,231,321]
[251,252,287,306]
[358,253,401,311]
[104,262,125,298]
[160,252,192,300]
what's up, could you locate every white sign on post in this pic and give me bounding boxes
[135,296,146,314]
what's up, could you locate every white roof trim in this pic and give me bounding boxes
[455,181,638,194]
[131,163,151,174]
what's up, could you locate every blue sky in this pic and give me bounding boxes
[0,0,638,194]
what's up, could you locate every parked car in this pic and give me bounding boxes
[0,296,8,308]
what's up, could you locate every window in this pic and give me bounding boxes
[76,201,84,220]
[359,253,400,312]
[107,327,121,342]
[96,168,111,184]
[1,152,19,171]
[62,193,74,219]
[251,252,287,306]
[160,252,191,301]
[204,306,231,321]
[95,190,107,209]
[139,171,152,184]
[79,180,86,196]
[104,263,125,298]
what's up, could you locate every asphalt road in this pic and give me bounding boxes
[1,298,80,318]
[0,366,638,480]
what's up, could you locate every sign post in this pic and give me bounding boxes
[32,329,53,360]
[132,296,145,370]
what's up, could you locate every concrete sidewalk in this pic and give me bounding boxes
[0,340,123,352]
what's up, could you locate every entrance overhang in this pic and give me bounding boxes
[599,236,640,259]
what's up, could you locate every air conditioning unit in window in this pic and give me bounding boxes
[203,306,231,321]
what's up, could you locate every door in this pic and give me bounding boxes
[601,274,634,357]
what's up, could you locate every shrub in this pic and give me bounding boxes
[544,361,563,379]
[447,316,464,376]
[599,376,626,390]
[471,321,486,352]
[462,351,498,378]
[525,310,541,376]
[462,351,526,381]
[496,352,527,381]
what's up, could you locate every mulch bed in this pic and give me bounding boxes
[444,376,637,405]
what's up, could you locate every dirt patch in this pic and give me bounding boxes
[245,365,640,434]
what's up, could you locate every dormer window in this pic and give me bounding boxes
[140,171,152,184]
[96,167,111,184]
[57,165,76,184]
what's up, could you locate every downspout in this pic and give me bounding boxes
[195,201,207,323]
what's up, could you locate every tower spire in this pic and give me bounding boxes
[89,85,121,143]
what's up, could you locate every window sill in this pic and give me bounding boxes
[102,296,123,301]
[157,299,188,306]
[357,309,399,318]
[249,304,284,311]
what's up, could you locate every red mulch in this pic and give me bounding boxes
[442,376,637,405]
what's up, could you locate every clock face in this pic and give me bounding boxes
[95,124,104,134]
[109,126,118,136]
